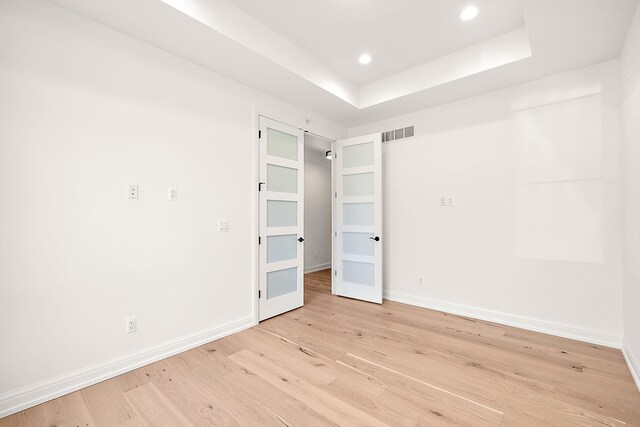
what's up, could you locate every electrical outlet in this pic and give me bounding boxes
[218,220,229,232]
[126,316,137,334]
[128,185,138,199]
[168,186,177,201]
[418,276,424,285]
[446,196,454,206]
[439,196,447,206]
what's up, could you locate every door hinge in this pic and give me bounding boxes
[258,182,265,191]
[334,270,337,276]
[258,236,261,245]
[334,192,337,198]
[258,130,262,139]
[258,290,262,298]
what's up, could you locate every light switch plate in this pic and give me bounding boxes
[168,186,177,201]
[218,220,229,232]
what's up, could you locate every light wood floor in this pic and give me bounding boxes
[2,269,639,426]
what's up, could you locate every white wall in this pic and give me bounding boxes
[350,61,623,346]
[303,147,332,272]
[0,0,344,416]
[621,4,640,389]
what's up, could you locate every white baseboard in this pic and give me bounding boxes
[622,340,640,392]
[0,316,255,419]
[384,291,622,349]
[305,263,331,274]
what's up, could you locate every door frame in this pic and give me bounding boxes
[251,107,339,325]
[331,140,336,295]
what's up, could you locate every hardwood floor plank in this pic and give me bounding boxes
[229,349,389,427]
[223,328,338,386]
[4,391,96,427]
[123,382,191,426]
[81,379,138,426]
[336,359,504,426]
[152,372,241,426]
[223,371,339,427]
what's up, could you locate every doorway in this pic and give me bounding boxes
[302,133,333,276]
[257,115,383,322]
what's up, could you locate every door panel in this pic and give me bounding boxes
[266,234,298,264]
[343,232,375,256]
[259,117,305,321]
[267,267,298,300]
[333,133,383,304]
[266,164,298,193]
[266,200,297,227]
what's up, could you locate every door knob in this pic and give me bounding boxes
[369,236,380,241]
[298,237,305,242]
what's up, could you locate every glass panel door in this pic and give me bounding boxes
[259,117,305,321]
[333,134,383,303]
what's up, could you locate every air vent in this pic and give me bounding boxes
[382,126,414,142]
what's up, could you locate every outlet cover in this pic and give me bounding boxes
[126,316,137,334]
[128,185,138,199]
[218,220,229,232]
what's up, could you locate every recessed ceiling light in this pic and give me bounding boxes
[460,5,479,21]
[359,53,372,65]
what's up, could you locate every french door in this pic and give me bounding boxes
[258,116,305,321]
[333,133,383,303]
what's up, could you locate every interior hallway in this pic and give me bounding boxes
[2,269,639,426]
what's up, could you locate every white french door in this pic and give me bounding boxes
[333,133,383,304]
[258,116,305,321]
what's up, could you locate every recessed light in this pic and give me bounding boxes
[359,53,372,65]
[460,5,479,21]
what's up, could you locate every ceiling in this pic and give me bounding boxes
[230,0,526,85]
[47,0,639,128]
[305,134,332,154]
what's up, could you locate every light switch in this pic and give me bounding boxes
[128,185,138,199]
[218,220,229,232]
[168,186,177,201]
